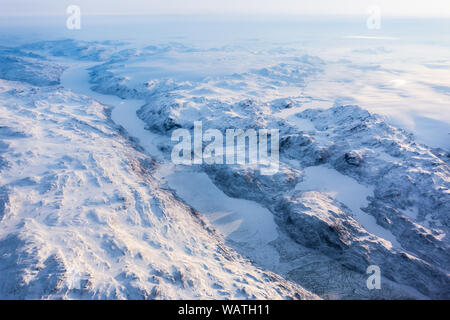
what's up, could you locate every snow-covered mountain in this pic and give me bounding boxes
[0,38,448,299]
[0,78,317,300]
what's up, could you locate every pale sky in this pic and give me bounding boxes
[2,0,450,17]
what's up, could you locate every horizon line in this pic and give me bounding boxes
[1,12,450,19]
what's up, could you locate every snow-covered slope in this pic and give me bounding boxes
[137,95,450,298]
[0,79,317,299]
[75,40,449,299]
[0,38,448,300]
[0,47,64,86]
